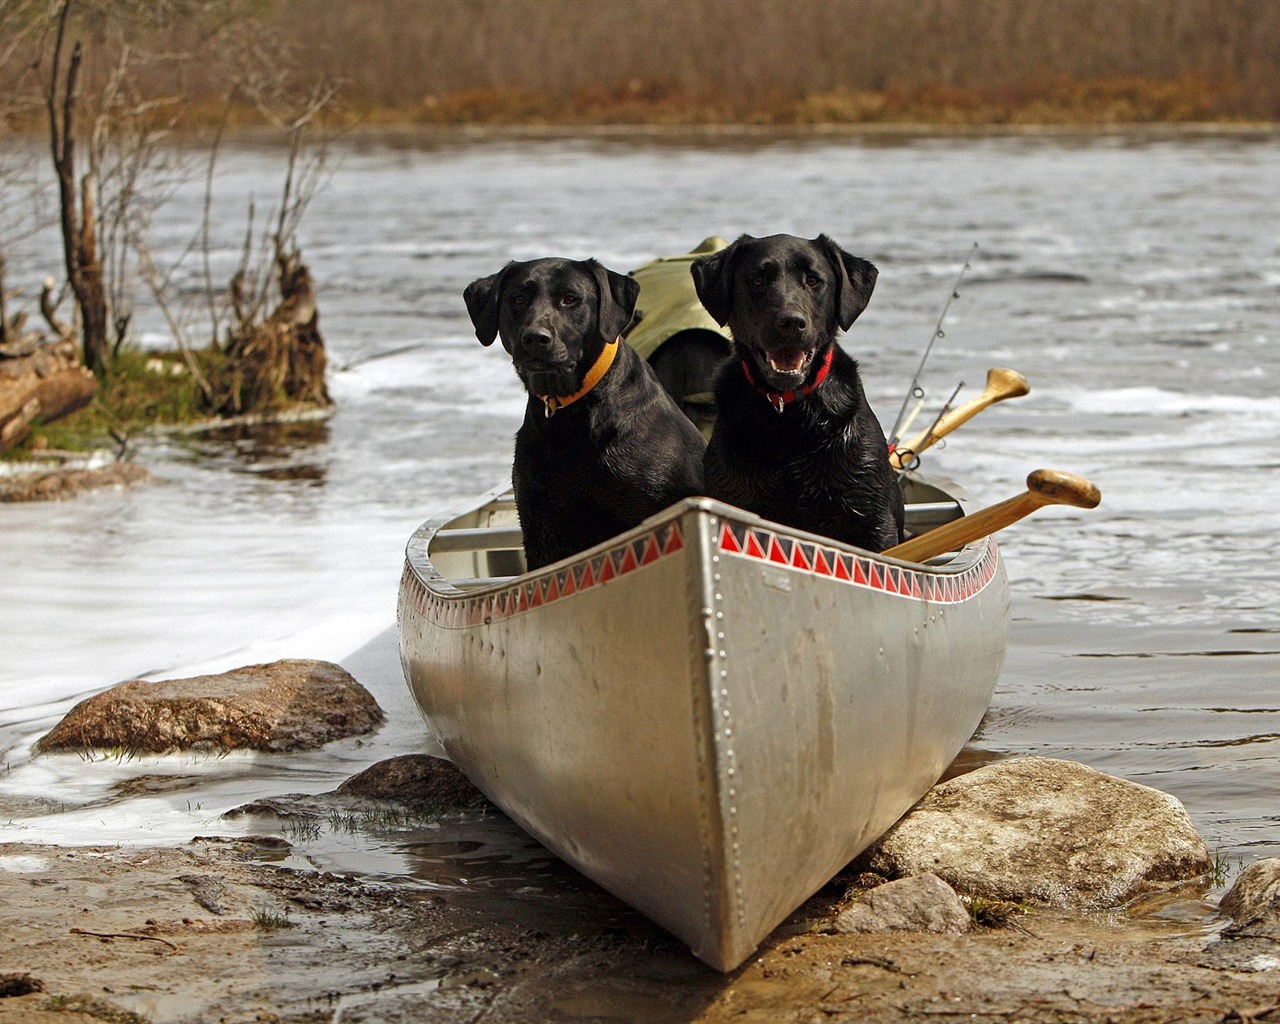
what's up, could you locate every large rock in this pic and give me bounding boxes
[225,754,492,823]
[860,756,1211,910]
[1220,858,1280,936]
[833,872,972,935]
[36,659,383,754]
[336,753,488,812]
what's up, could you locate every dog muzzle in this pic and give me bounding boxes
[535,338,620,417]
[741,346,834,413]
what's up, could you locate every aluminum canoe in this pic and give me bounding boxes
[397,472,1009,971]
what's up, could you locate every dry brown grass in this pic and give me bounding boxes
[263,0,1278,125]
[325,72,1249,129]
[1,0,1275,131]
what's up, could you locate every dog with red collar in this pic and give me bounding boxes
[465,257,706,571]
[691,233,904,553]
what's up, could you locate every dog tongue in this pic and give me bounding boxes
[767,348,807,373]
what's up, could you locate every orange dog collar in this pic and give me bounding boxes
[537,338,620,417]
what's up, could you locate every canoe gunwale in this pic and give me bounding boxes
[404,481,516,598]
[403,472,993,608]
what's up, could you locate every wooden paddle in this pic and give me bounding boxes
[884,468,1101,564]
[890,367,1030,470]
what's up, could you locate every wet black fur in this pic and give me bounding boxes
[464,257,706,570]
[691,233,904,552]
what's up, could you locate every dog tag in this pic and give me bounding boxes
[769,394,786,414]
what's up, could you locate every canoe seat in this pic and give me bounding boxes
[903,500,963,532]
[431,525,525,554]
[431,502,961,562]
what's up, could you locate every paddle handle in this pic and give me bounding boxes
[890,368,1030,470]
[884,468,1101,564]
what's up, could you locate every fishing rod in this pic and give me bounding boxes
[904,380,964,467]
[886,242,979,450]
[894,393,928,443]
[889,367,1031,471]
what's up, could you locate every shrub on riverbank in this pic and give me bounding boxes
[7,346,283,456]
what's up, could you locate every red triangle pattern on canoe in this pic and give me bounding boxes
[713,521,999,607]
[768,536,790,565]
[616,546,638,575]
[404,515,1001,631]
[792,544,812,571]
[409,520,691,628]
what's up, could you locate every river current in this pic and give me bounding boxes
[1,130,1277,892]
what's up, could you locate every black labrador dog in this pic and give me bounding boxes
[464,257,706,570]
[691,233,904,552]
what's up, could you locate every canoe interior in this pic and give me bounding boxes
[419,474,971,585]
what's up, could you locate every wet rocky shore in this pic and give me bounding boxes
[3,659,1279,1023]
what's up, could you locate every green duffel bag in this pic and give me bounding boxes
[625,236,733,437]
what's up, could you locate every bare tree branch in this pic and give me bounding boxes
[135,241,213,403]
[40,275,68,338]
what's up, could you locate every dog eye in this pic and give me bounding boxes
[510,293,529,309]
[559,293,579,306]
[748,274,766,290]
[804,272,822,289]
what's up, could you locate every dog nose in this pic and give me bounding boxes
[777,311,807,333]
[522,328,553,349]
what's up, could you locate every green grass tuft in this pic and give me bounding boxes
[252,906,292,930]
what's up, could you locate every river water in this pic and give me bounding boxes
[1,130,1277,899]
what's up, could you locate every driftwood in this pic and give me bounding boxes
[0,461,152,503]
[214,250,330,417]
[0,341,97,453]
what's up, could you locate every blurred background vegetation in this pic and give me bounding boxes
[2,0,1277,130]
[276,0,1279,125]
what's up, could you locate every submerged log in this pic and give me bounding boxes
[0,341,97,453]
[0,461,152,503]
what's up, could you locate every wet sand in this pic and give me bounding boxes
[3,835,1277,1024]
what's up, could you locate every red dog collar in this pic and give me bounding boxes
[741,347,834,413]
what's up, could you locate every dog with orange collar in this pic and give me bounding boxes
[465,257,706,570]
[691,233,904,553]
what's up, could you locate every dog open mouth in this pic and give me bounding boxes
[759,345,814,387]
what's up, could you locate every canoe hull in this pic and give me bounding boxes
[398,488,1008,971]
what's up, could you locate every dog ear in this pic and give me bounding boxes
[463,267,507,346]
[819,235,878,331]
[587,261,641,341]
[690,237,742,327]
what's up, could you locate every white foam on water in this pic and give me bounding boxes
[1055,386,1280,431]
